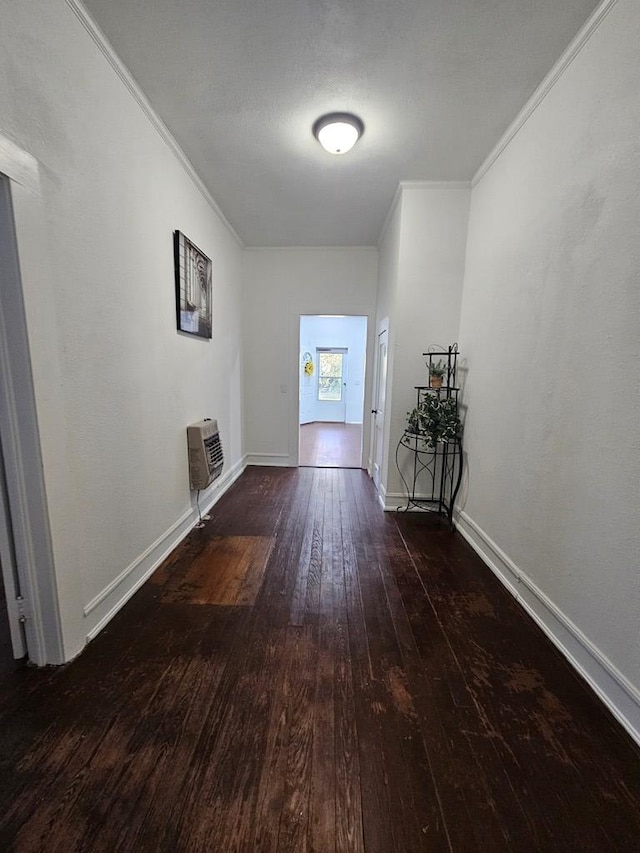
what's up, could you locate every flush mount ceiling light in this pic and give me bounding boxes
[312,112,364,154]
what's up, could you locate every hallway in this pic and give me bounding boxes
[1,466,639,851]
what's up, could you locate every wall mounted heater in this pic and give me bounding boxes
[187,419,224,490]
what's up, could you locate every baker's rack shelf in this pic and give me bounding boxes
[396,343,463,527]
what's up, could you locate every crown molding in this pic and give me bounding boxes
[65,0,244,248]
[473,0,620,187]
[244,245,377,252]
[400,180,471,190]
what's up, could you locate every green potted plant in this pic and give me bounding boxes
[406,396,460,447]
[428,359,446,389]
[406,406,422,435]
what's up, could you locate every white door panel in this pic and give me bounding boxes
[0,391,27,658]
[372,328,388,491]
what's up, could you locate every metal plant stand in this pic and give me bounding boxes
[396,344,463,527]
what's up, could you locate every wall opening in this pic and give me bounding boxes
[299,315,367,468]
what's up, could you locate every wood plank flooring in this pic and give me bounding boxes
[299,422,362,468]
[1,466,640,851]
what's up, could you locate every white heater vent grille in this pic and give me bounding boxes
[187,419,224,490]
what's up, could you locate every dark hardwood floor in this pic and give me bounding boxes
[1,466,639,851]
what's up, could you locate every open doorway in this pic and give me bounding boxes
[299,315,367,468]
[0,166,64,667]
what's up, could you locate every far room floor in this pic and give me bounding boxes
[299,421,362,468]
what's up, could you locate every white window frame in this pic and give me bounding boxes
[316,348,346,403]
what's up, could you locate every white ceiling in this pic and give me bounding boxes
[84,0,600,247]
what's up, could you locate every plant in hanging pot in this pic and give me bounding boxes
[428,359,446,389]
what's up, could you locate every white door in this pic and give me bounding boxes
[371,328,388,491]
[0,176,27,659]
[0,166,64,665]
[316,348,347,423]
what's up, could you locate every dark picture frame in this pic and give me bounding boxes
[173,230,212,339]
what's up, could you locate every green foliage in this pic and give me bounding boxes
[427,359,446,378]
[319,353,343,377]
[406,394,460,446]
[318,352,344,401]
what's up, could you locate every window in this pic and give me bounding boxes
[318,351,344,401]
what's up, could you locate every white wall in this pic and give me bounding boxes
[299,315,367,424]
[243,248,377,466]
[0,0,244,661]
[377,184,471,505]
[457,0,640,739]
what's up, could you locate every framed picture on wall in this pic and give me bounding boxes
[173,230,212,339]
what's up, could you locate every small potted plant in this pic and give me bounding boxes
[428,359,446,389]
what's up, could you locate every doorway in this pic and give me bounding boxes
[299,315,367,468]
[0,167,64,667]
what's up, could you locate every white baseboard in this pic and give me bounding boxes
[375,481,388,510]
[383,492,406,511]
[382,491,443,513]
[455,509,640,748]
[244,452,294,467]
[83,458,246,644]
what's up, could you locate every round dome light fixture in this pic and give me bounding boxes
[312,112,364,155]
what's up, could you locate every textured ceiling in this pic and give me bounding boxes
[84,0,600,246]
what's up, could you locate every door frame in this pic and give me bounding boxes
[0,141,65,665]
[369,317,389,497]
[0,442,26,657]
[296,313,371,468]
